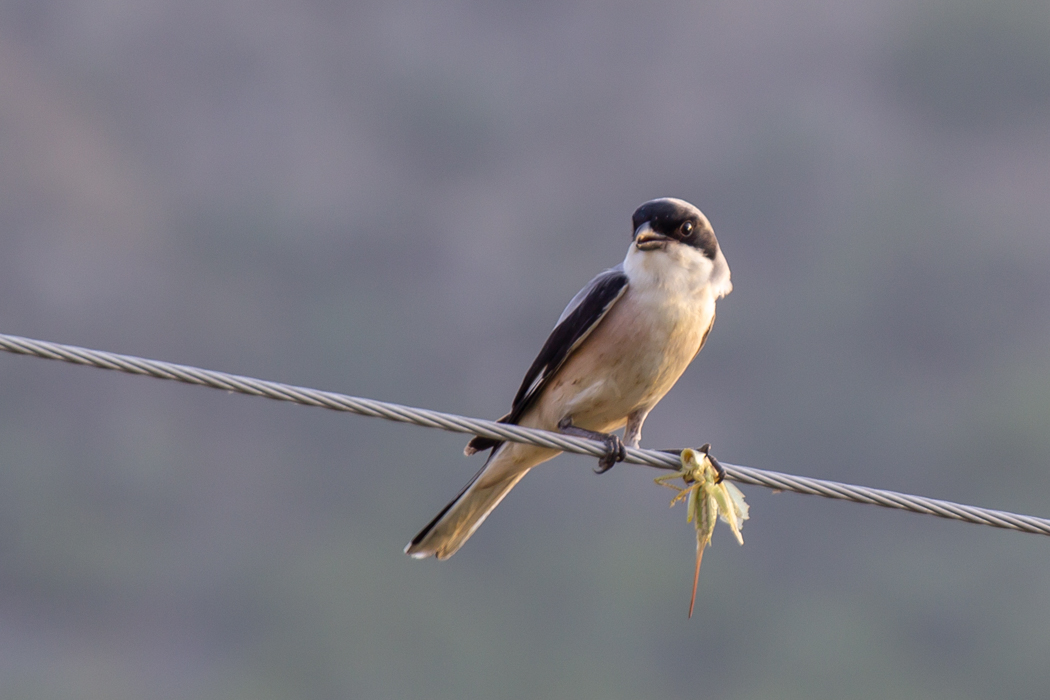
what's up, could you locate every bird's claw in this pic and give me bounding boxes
[594,434,626,474]
[556,417,627,474]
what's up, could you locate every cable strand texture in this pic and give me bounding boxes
[2,332,1048,538]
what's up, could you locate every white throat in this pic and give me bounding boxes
[623,241,732,299]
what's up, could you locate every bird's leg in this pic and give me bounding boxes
[623,409,649,449]
[557,417,626,473]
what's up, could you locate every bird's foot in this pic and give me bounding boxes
[557,418,626,474]
[595,434,627,473]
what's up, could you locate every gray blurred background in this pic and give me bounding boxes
[1,0,1049,697]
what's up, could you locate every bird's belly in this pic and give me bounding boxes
[530,289,714,432]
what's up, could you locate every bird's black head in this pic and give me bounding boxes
[631,197,719,259]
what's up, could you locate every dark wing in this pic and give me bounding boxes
[465,267,629,454]
[508,268,629,418]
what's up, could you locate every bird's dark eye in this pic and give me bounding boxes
[681,222,694,236]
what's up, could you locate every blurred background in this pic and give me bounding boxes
[1,0,1049,697]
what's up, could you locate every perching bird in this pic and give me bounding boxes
[405,197,732,559]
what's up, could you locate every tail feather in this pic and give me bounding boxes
[463,412,512,456]
[405,443,555,559]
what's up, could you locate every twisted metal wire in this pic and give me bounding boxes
[2,331,1049,538]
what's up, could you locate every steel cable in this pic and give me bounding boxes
[2,331,1048,537]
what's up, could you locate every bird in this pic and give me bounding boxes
[405,197,732,560]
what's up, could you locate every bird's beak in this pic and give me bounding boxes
[634,222,672,250]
